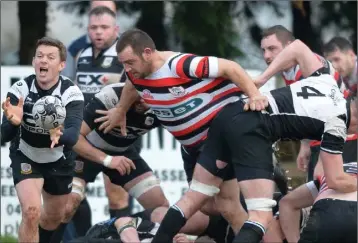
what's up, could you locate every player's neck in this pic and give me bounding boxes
[37,75,60,90]
[150,50,177,74]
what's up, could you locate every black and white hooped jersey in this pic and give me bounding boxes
[83,83,160,153]
[75,39,126,105]
[5,74,84,163]
[265,73,349,154]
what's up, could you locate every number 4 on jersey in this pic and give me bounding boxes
[296,86,325,99]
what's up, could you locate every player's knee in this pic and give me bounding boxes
[128,175,161,200]
[22,205,41,224]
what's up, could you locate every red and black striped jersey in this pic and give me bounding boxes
[127,53,243,147]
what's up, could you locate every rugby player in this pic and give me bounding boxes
[147,41,358,242]
[1,37,84,243]
[94,28,268,236]
[279,162,357,243]
[258,25,357,181]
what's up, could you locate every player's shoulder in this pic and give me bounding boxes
[68,34,90,58]
[9,74,35,98]
[59,76,84,104]
[94,83,124,109]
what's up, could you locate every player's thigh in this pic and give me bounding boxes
[10,150,44,211]
[103,174,129,203]
[180,143,203,184]
[41,156,74,197]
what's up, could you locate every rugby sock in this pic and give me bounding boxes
[109,207,131,218]
[73,198,92,236]
[151,205,187,243]
[131,208,156,221]
[233,220,265,243]
[50,223,68,243]
[38,225,55,243]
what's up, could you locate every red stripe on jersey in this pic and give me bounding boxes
[132,77,192,87]
[284,79,295,86]
[334,71,340,81]
[176,54,194,79]
[295,70,302,81]
[195,57,210,78]
[143,78,228,105]
[171,87,239,137]
[172,108,221,137]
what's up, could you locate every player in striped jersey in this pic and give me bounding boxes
[95,28,268,235]
[1,37,84,243]
[279,162,357,243]
[257,25,357,181]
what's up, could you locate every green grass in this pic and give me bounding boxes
[0,235,17,243]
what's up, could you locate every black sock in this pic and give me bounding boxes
[130,208,155,221]
[73,198,92,236]
[39,225,55,243]
[109,207,131,218]
[233,220,265,243]
[50,222,68,243]
[151,205,187,243]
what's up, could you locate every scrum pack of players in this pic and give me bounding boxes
[1,12,357,243]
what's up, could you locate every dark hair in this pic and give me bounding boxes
[35,37,67,61]
[323,37,353,54]
[89,6,116,18]
[116,29,156,55]
[261,25,295,44]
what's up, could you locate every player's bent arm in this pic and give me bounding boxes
[279,183,315,243]
[217,58,262,97]
[1,93,21,143]
[72,121,108,164]
[319,151,357,192]
[57,100,84,148]
[257,40,323,85]
[115,80,139,113]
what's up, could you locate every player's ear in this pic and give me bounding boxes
[114,25,119,36]
[32,57,35,68]
[59,61,66,72]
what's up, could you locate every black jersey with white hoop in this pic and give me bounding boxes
[1,74,84,163]
[83,83,160,153]
[264,73,349,154]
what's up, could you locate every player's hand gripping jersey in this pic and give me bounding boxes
[84,83,160,151]
[266,73,349,154]
[1,75,84,163]
[127,53,243,146]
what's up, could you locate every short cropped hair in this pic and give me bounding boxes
[35,37,67,62]
[261,25,295,44]
[116,29,156,55]
[323,37,353,54]
[89,6,116,18]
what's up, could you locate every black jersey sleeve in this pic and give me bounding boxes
[83,97,107,130]
[320,116,347,154]
[58,100,84,148]
[1,92,21,143]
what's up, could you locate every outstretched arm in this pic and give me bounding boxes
[256,40,323,86]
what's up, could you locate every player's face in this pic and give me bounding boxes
[325,49,356,78]
[118,46,153,79]
[261,34,285,65]
[33,45,65,84]
[88,13,119,50]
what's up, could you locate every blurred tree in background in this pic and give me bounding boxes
[18,1,47,64]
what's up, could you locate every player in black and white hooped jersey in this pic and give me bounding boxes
[279,162,357,243]
[57,82,169,241]
[1,37,84,243]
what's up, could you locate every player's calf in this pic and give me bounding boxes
[234,179,276,243]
